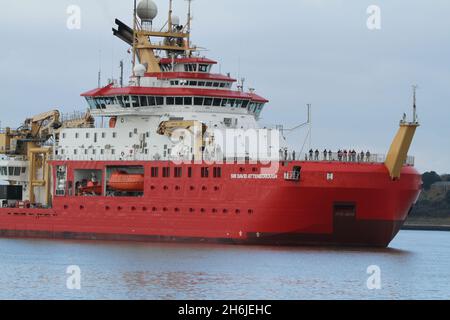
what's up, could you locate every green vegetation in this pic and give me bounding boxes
[408,172,450,225]
[422,171,442,190]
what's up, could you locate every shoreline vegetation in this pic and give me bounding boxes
[403,172,450,231]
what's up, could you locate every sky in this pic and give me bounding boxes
[1,0,449,173]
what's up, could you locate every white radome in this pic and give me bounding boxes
[133,64,147,77]
[137,0,158,21]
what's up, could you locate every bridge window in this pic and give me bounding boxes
[131,96,139,108]
[117,96,124,107]
[184,64,197,72]
[175,97,183,105]
[184,97,193,105]
[139,96,147,107]
[213,98,222,106]
[151,167,159,177]
[123,96,131,108]
[156,97,164,105]
[166,97,175,105]
[147,96,156,106]
[204,98,213,106]
[199,64,209,72]
[194,97,204,106]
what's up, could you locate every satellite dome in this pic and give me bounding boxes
[134,64,147,77]
[137,0,158,21]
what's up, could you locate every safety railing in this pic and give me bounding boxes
[50,151,415,166]
[281,151,415,166]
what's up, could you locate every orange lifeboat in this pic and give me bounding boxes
[108,171,144,192]
[79,181,102,195]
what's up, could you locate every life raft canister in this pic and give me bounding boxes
[109,117,117,128]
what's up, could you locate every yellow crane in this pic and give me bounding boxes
[157,120,207,162]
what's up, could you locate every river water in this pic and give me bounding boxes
[0,230,449,300]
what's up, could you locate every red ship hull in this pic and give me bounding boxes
[0,161,422,247]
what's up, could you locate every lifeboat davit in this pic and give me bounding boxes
[108,171,144,192]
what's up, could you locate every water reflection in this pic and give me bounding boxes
[0,231,448,300]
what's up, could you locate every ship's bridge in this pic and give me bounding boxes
[81,57,269,120]
[158,57,217,73]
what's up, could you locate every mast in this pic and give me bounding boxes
[132,0,138,75]
[187,0,193,56]
[168,0,173,32]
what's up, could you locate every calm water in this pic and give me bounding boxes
[0,231,449,300]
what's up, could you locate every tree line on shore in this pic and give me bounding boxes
[411,172,450,218]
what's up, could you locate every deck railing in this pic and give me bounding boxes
[50,151,415,166]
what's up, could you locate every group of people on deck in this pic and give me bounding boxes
[280,148,373,162]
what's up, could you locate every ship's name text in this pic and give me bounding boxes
[231,174,278,180]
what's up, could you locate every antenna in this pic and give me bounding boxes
[412,85,418,123]
[98,50,102,88]
[119,60,124,87]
